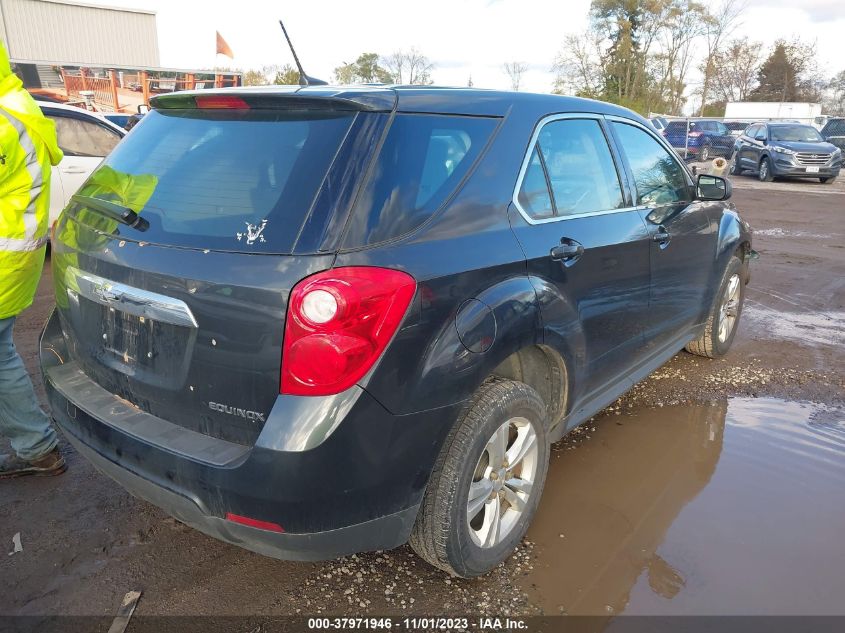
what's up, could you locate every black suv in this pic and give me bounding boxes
[731,121,842,183]
[41,86,751,577]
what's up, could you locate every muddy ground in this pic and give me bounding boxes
[1,173,843,623]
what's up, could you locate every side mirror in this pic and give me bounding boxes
[137,104,150,114]
[755,134,766,142]
[696,174,731,201]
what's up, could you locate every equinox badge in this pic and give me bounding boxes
[208,401,266,422]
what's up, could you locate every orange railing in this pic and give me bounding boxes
[62,70,120,111]
[61,69,241,111]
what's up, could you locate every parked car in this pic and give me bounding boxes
[103,113,131,129]
[663,119,735,161]
[649,116,668,133]
[37,101,126,224]
[820,118,845,153]
[723,121,749,138]
[731,121,842,183]
[40,86,751,577]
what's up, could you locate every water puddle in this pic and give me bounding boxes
[754,228,828,239]
[521,398,845,615]
[743,304,845,347]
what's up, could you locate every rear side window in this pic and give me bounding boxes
[516,118,623,220]
[343,114,497,247]
[50,115,121,157]
[74,109,356,253]
[613,122,690,207]
[517,148,554,220]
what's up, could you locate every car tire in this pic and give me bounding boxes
[758,157,774,182]
[729,154,742,175]
[685,255,745,359]
[409,379,550,577]
[820,176,836,184]
[700,143,711,162]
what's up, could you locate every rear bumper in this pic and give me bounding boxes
[40,310,458,560]
[60,424,419,560]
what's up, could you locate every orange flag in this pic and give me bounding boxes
[216,31,234,58]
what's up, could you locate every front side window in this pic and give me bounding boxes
[50,115,121,157]
[613,122,690,207]
[516,118,624,220]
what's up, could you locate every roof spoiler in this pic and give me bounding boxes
[150,89,396,112]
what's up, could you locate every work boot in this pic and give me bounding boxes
[0,447,66,479]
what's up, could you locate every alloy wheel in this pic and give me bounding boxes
[467,417,539,548]
[718,274,741,343]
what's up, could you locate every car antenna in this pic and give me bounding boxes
[278,20,327,87]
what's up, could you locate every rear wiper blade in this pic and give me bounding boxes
[70,194,149,231]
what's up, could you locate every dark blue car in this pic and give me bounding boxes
[41,86,752,577]
[663,119,735,161]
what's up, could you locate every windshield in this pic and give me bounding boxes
[71,108,357,253]
[770,125,824,143]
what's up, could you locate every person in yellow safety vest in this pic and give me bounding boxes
[0,40,66,478]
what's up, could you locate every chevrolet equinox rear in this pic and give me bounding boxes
[41,86,751,577]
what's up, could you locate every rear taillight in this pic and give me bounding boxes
[280,267,417,396]
[194,95,250,109]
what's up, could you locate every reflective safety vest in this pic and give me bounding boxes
[0,40,63,319]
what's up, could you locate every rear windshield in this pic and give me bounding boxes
[72,109,356,253]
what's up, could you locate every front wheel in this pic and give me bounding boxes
[685,256,745,358]
[758,157,774,182]
[700,143,711,162]
[409,379,550,577]
[729,154,742,175]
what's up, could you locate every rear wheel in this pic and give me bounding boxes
[820,176,836,184]
[685,256,745,358]
[758,157,774,182]
[409,379,549,577]
[700,143,711,162]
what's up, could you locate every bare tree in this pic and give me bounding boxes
[710,37,763,102]
[824,70,845,116]
[699,0,745,115]
[551,32,604,97]
[383,48,434,85]
[653,0,708,115]
[503,61,528,91]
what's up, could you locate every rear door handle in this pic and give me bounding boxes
[550,239,584,262]
[61,166,87,174]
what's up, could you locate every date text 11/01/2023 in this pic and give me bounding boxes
[307,617,528,630]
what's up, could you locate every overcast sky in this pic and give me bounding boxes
[109,0,844,104]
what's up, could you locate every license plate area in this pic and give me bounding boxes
[102,306,155,366]
[806,166,820,173]
[68,294,197,390]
